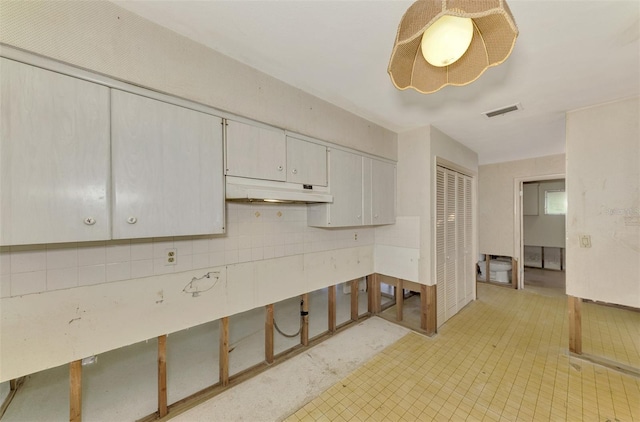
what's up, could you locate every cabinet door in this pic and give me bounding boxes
[111,90,224,239]
[326,149,364,226]
[0,58,110,245]
[286,136,327,186]
[226,120,286,181]
[371,159,397,225]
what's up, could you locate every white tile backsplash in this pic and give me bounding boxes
[130,259,153,280]
[106,262,131,282]
[47,267,79,290]
[46,248,78,270]
[1,273,11,298]
[11,248,47,273]
[3,202,380,297]
[78,244,107,266]
[79,264,107,286]
[11,271,46,296]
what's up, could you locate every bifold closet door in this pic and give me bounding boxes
[436,166,474,328]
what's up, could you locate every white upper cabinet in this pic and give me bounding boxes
[225,120,286,182]
[308,148,363,227]
[308,151,396,228]
[0,58,111,245]
[370,158,396,225]
[111,90,224,239]
[286,136,327,187]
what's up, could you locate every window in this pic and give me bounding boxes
[545,190,566,215]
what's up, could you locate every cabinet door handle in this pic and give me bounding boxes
[127,216,138,224]
[291,168,298,174]
[83,217,96,226]
[277,165,283,171]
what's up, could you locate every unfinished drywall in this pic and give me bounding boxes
[566,97,639,308]
[478,154,565,257]
[0,1,396,159]
[523,180,566,248]
[394,126,478,286]
[1,245,373,381]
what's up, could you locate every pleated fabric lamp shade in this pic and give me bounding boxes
[388,0,518,94]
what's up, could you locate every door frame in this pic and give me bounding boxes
[513,173,565,289]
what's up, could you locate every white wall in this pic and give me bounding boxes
[478,154,566,257]
[393,126,478,286]
[523,180,566,248]
[566,97,639,308]
[0,1,397,381]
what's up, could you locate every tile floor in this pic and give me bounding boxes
[287,284,640,422]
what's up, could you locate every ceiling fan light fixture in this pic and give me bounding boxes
[389,0,519,94]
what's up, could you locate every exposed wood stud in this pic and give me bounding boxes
[568,296,582,354]
[396,279,404,322]
[328,285,337,333]
[70,360,82,422]
[265,304,274,364]
[368,274,381,314]
[301,294,309,346]
[351,278,359,321]
[485,254,490,283]
[219,317,230,386]
[158,335,168,418]
[9,379,17,391]
[512,257,518,289]
[421,284,437,336]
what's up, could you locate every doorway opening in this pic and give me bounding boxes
[515,176,566,296]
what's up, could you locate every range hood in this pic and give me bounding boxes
[225,176,333,204]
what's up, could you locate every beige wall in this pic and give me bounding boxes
[396,126,478,286]
[523,180,566,248]
[566,97,639,308]
[0,1,396,159]
[478,154,565,257]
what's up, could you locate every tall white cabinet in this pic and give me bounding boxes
[0,58,111,245]
[111,90,224,239]
[436,166,473,328]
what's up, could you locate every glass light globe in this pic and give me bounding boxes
[421,15,474,67]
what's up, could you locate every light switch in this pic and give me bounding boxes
[579,235,591,248]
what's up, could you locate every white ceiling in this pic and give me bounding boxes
[114,0,640,164]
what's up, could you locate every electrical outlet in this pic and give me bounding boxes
[166,248,177,265]
[354,232,358,241]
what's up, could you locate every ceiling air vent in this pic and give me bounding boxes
[482,103,522,118]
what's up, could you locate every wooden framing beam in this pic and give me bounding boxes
[485,254,490,283]
[421,284,437,336]
[301,294,309,346]
[265,305,274,364]
[368,274,381,314]
[158,335,168,418]
[70,360,82,422]
[219,317,229,386]
[350,279,359,321]
[396,279,404,322]
[568,296,582,354]
[328,285,336,333]
[511,257,518,289]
